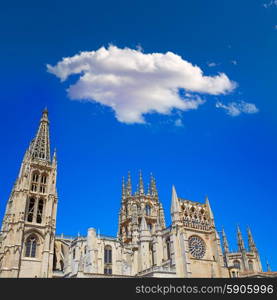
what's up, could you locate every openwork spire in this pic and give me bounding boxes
[146,182,150,195]
[247,226,257,252]
[150,173,158,198]
[30,108,51,162]
[237,225,245,252]
[126,171,132,196]
[137,170,144,195]
[121,176,126,200]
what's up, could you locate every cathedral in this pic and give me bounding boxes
[0,109,275,278]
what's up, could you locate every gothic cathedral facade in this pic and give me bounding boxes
[0,110,275,278]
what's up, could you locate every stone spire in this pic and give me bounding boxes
[126,171,132,196]
[237,225,245,252]
[137,170,144,195]
[139,216,151,238]
[222,228,230,253]
[140,215,147,231]
[247,226,257,252]
[171,185,180,223]
[121,176,126,201]
[146,182,150,195]
[205,196,214,221]
[158,202,166,228]
[30,108,51,162]
[150,173,158,198]
[139,216,152,271]
[0,109,58,278]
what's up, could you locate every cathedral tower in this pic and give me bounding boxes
[117,171,166,245]
[0,109,58,278]
[117,172,166,274]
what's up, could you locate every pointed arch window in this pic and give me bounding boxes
[39,152,45,159]
[150,243,155,266]
[104,245,112,264]
[248,260,254,271]
[32,173,39,182]
[40,174,47,194]
[104,245,112,275]
[36,199,44,223]
[39,185,46,193]
[31,184,37,192]
[25,235,38,257]
[233,260,241,269]
[41,175,47,184]
[104,267,112,275]
[166,237,171,260]
[53,250,57,270]
[60,260,64,271]
[27,198,36,222]
[31,172,39,192]
[73,249,76,259]
[145,204,151,216]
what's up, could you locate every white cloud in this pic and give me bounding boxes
[215,101,259,116]
[263,0,277,8]
[174,118,184,127]
[47,45,236,124]
[207,62,217,67]
[136,44,143,52]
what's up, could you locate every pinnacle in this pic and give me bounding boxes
[29,109,51,162]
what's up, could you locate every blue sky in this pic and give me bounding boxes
[0,0,276,271]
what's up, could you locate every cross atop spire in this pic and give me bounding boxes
[29,108,51,162]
